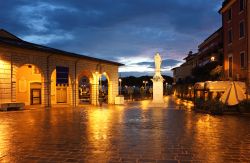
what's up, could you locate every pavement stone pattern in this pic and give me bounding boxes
[0,97,250,163]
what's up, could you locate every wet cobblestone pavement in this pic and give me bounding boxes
[0,97,250,163]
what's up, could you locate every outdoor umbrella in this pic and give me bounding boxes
[220,82,246,106]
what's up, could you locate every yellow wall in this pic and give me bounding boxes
[16,65,41,105]
[0,58,11,104]
[51,70,57,104]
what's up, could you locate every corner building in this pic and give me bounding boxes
[220,0,249,82]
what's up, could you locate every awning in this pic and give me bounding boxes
[205,81,231,92]
[220,82,246,106]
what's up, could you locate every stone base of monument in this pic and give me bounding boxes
[151,74,164,104]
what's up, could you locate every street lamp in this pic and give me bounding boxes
[211,56,215,62]
[119,78,122,95]
[143,80,148,88]
[165,82,168,95]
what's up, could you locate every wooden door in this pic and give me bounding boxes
[56,88,67,103]
[31,89,41,105]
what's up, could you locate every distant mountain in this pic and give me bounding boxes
[120,75,173,87]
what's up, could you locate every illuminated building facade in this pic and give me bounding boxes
[0,29,123,107]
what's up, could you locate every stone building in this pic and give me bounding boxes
[172,51,197,84]
[172,27,224,84]
[197,27,223,66]
[0,29,123,107]
[219,0,248,81]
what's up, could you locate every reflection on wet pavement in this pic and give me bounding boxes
[0,96,250,162]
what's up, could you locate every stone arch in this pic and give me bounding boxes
[101,66,119,105]
[77,70,94,105]
[50,65,73,105]
[98,72,112,104]
[15,63,45,105]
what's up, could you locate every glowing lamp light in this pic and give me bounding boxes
[211,56,215,62]
[118,78,122,95]
[143,80,148,88]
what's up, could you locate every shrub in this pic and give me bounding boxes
[238,100,250,113]
[208,100,226,115]
[194,98,227,115]
[194,98,205,110]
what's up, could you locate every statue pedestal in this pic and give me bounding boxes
[152,76,164,104]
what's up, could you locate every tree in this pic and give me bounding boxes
[192,61,221,82]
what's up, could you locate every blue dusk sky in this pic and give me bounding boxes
[1,0,223,77]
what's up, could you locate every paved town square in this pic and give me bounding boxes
[1,0,250,162]
[0,97,250,163]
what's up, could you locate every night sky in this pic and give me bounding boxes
[1,0,222,77]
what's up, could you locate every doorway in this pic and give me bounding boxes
[30,82,42,105]
[56,87,67,103]
[31,89,41,105]
[16,64,43,105]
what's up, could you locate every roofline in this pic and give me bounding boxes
[171,67,178,71]
[0,36,124,66]
[0,29,23,41]
[219,0,236,14]
[183,53,198,60]
[198,27,223,48]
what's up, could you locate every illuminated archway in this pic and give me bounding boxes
[77,70,93,105]
[50,66,71,105]
[16,64,44,105]
[98,72,110,104]
[78,76,91,104]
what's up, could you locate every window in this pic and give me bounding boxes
[228,29,232,44]
[240,0,245,12]
[56,66,69,85]
[240,52,246,68]
[228,8,232,21]
[228,56,233,78]
[239,21,245,38]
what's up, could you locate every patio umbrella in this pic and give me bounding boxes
[220,82,246,106]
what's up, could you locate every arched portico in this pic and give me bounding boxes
[0,29,123,109]
[15,64,45,106]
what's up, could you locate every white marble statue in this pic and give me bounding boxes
[154,53,162,74]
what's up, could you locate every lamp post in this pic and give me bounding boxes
[143,80,148,88]
[119,78,122,95]
[211,56,215,62]
[165,82,168,95]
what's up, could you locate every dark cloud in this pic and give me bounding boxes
[137,59,182,68]
[1,0,223,76]
[120,71,173,78]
